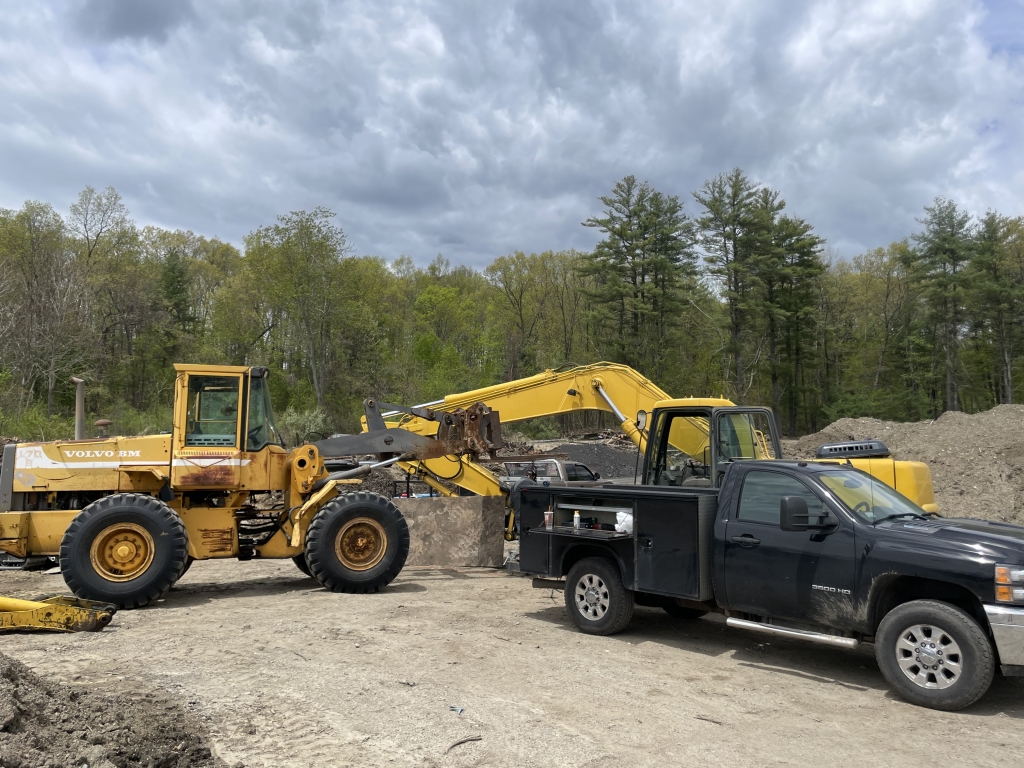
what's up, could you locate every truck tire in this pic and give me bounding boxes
[305,492,409,593]
[59,493,189,609]
[292,553,312,577]
[564,557,634,636]
[875,600,995,711]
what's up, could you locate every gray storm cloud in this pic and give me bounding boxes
[0,0,1021,265]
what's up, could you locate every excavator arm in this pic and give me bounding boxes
[367,363,724,498]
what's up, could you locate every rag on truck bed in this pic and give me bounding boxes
[512,396,1024,712]
[0,364,501,609]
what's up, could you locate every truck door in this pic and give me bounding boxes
[171,373,245,489]
[723,468,856,626]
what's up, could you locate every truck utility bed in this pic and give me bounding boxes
[516,484,718,602]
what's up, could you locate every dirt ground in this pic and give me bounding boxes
[2,560,1023,768]
[789,404,1024,525]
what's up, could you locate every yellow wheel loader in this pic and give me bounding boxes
[0,364,501,609]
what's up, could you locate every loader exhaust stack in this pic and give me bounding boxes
[71,376,85,441]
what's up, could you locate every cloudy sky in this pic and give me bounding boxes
[1,0,1022,267]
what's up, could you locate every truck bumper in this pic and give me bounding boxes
[984,604,1024,669]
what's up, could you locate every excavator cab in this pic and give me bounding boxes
[643,405,779,488]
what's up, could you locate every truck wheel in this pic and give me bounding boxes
[875,600,995,711]
[292,554,312,577]
[564,557,634,636]
[60,493,189,610]
[305,492,410,593]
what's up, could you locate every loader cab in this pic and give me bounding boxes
[642,402,778,489]
[172,364,284,490]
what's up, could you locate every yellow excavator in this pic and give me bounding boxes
[0,363,502,615]
[369,363,938,537]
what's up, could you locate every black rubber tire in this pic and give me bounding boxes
[564,557,634,636]
[305,492,410,593]
[59,493,189,609]
[292,553,312,577]
[875,600,995,711]
[662,601,709,620]
[179,556,195,578]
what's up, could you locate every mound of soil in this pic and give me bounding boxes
[790,405,1024,524]
[0,652,221,768]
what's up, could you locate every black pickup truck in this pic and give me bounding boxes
[512,406,1024,711]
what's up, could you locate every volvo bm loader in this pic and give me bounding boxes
[0,364,501,609]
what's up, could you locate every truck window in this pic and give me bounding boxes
[565,464,579,481]
[738,471,823,524]
[574,464,596,481]
[504,461,559,478]
[185,375,241,447]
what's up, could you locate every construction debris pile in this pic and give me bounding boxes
[0,652,220,768]
[790,404,1024,525]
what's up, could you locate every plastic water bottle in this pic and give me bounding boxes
[574,510,581,530]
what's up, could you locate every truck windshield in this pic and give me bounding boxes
[246,376,283,451]
[819,470,925,523]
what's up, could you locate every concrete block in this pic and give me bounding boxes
[395,496,505,567]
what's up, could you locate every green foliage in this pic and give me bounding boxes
[1,181,1020,443]
[277,406,330,448]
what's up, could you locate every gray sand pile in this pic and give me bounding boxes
[789,405,1024,524]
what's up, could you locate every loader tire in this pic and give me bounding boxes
[60,493,189,610]
[292,554,312,577]
[305,492,409,593]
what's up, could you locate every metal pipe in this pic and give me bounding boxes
[382,399,444,418]
[71,377,85,440]
[593,383,626,422]
[311,455,406,491]
[726,617,859,648]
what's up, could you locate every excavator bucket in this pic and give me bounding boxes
[0,595,116,632]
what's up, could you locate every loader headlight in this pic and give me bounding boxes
[995,565,1024,603]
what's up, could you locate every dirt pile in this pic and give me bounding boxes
[0,652,221,768]
[790,405,1024,524]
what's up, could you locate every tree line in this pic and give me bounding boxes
[0,175,1021,443]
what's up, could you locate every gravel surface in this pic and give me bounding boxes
[790,404,1024,524]
[2,560,1022,767]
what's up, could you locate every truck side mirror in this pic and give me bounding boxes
[780,496,832,531]
[635,410,647,430]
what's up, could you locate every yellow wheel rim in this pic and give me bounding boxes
[334,517,388,571]
[89,522,156,582]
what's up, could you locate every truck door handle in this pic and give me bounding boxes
[731,535,760,547]
[639,537,653,549]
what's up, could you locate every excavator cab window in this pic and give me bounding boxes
[246,373,282,451]
[644,410,713,487]
[184,376,242,447]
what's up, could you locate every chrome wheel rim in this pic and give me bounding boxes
[574,573,610,621]
[895,624,963,689]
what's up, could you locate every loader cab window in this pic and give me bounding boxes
[246,374,282,451]
[184,376,242,447]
